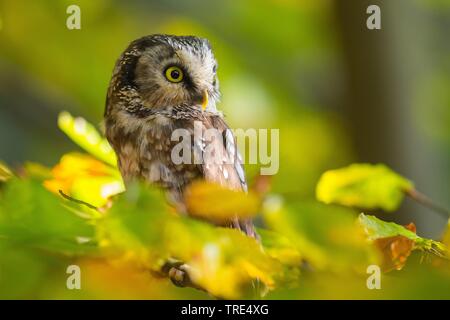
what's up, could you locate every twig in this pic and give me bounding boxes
[58,189,99,211]
[406,189,450,219]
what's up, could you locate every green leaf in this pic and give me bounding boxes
[257,228,302,288]
[316,163,413,211]
[358,214,447,258]
[99,182,282,299]
[0,178,97,255]
[258,228,302,266]
[99,182,169,253]
[0,241,73,299]
[262,197,379,271]
[58,112,117,167]
[164,220,282,298]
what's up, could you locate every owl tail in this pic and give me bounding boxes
[230,217,260,241]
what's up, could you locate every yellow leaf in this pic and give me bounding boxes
[184,181,260,223]
[44,153,124,207]
[316,163,413,211]
[58,112,117,167]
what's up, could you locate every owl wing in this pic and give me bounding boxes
[197,115,258,239]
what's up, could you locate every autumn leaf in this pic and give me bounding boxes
[58,112,117,167]
[373,222,416,271]
[358,214,448,259]
[262,197,379,272]
[100,182,281,299]
[44,153,124,207]
[184,181,260,223]
[164,221,280,298]
[316,163,413,211]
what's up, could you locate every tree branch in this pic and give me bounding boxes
[58,189,99,211]
[406,189,450,219]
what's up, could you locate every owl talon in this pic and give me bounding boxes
[161,260,192,287]
[168,266,188,287]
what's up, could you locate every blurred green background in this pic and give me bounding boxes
[0,0,448,241]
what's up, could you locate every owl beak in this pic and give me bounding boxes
[201,90,209,111]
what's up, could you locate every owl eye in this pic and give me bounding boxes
[165,66,184,83]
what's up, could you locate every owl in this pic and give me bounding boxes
[104,34,258,241]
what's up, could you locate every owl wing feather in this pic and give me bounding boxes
[195,115,258,239]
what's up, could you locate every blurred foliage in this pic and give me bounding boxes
[0,177,97,255]
[44,152,123,208]
[97,181,283,299]
[184,181,260,224]
[0,161,13,182]
[58,112,117,167]
[0,114,449,299]
[262,198,378,273]
[316,163,413,212]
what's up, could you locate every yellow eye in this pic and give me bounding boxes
[165,66,184,83]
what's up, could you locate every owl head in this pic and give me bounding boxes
[106,34,220,116]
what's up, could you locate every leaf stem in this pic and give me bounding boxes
[406,189,450,218]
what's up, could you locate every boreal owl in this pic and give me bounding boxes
[104,34,257,240]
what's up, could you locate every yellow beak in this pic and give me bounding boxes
[201,90,209,111]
